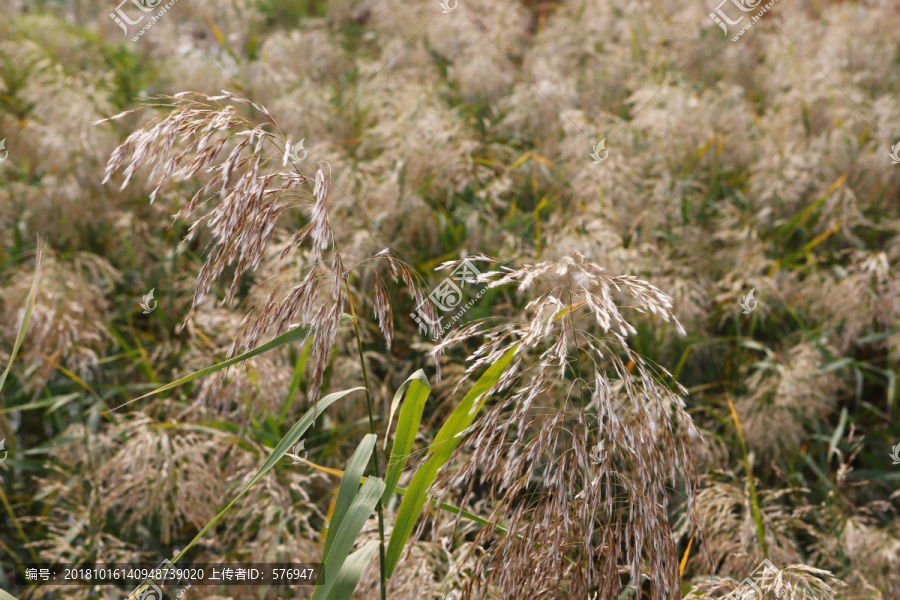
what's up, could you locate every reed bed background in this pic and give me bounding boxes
[0,0,899,598]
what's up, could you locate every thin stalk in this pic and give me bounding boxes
[726,394,768,558]
[345,286,388,600]
[0,484,39,563]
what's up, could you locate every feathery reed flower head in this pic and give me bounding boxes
[99,92,438,401]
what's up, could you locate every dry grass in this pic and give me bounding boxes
[1,0,899,598]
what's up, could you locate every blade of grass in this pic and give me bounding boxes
[0,241,43,566]
[0,241,43,394]
[671,345,693,382]
[772,173,847,241]
[767,174,847,276]
[679,534,694,577]
[39,354,109,409]
[0,484,39,563]
[206,18,241,64]
[0,392,79,415]
[169,387,364,564]
[280,336,313,421]
[108,323,159,384]
[384,345,518,578]
[827,407,848,466]
[382,371,430,504]
[105,316,350,414]
[312,477,386,600]
[726,394,768,558]
[300,457,514,537]
[384,370,430,450]
[331,540,380,600]
[323,434,377,563]
[887,369,897,415]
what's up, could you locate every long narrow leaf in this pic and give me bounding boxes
[384,370,430,449]
[727,394,768,558]
[382,370,431,503]
[330,539,380,600]
[300,458,513,536]
[280,336,313,421]
[429,346,519,457]
[171,387,363,563]
[322,433,377,562]
[827,407,848,465]
[384,345,518,578]
[109,315,350,413]
[312,477,386,600]
[0,242,44,394]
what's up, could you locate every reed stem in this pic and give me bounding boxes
[346,286,388,600]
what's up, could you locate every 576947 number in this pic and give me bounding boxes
[272,568,314,580]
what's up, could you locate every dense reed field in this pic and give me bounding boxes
[1,0,899,598]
